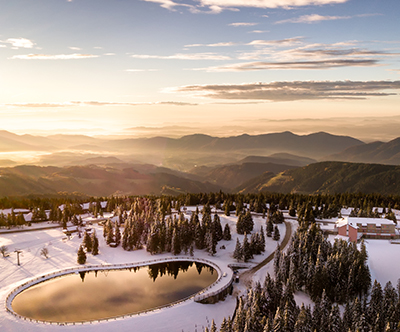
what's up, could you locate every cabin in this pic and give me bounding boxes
[336,217,397,242]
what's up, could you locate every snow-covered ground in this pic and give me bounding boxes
[0,212,286,332]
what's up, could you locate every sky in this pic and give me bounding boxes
[1,0,400,141]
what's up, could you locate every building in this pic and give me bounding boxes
[336,217,397,242]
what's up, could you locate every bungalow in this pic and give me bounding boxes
[336,217,397,242]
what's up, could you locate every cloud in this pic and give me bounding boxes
[250,30,270,34]
[283,46,399,59]
[5,102,73,108]
[276,14,350,24]
[5,38,35,48]
[247,37,304,46]
[141,0,193,10]
[142,0,349,13]
[171,80,400,102]
[197,0,349,9]
[195,59,380,72]
[229,22,258,27]
[275,13,382,24]
[5,101,197,108]
[10,53,99,60]
[69,46,81,50]
[131,52,230,60]
[185,42,237,47]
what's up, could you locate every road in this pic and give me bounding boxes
[239,220,293,288]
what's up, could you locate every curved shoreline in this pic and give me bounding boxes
[5,256,228,325]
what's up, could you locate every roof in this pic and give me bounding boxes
[336,217,396,229]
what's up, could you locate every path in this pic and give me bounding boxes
[239,220,292,288]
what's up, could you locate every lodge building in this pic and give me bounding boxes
[336,217,397,242]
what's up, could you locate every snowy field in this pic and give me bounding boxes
[0,212,286,332]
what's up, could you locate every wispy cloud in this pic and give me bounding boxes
[194,59,379,72]
[4,38,35,49]
[130,52,230,60]
[69,46,81,50]
[275,13,382,24]
[142,0,349,13]
[10,53,99,60]
[248,37,304,46]
[282,45,399,59]
[171,80,400,102]
[5,102,73,108]
[229,22,258,27]
[185,42,237,48]
[141,0,194,11]
[197,0,349,9]
[5,101,197,107]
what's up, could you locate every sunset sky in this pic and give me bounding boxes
[1,0,399,141]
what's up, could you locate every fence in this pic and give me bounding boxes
[5,256,231,326]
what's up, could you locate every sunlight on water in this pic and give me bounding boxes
[12,261,217,322]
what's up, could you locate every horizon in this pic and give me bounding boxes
[1,0,399,141]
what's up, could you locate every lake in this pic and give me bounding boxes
[12,261,217,323]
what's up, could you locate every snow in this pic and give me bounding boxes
[365,239,400,286]
[4,208,397,331]
[0,212,284,332]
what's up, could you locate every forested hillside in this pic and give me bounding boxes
[237,161,400,195]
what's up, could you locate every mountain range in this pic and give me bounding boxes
[1,129,400,196]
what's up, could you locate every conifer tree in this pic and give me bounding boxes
[91,231,99,255]
[243,233,253,262]
[115,223,121,246]
[223,223,231,241]
[83,231,92,252]
[77,245,86,264]
[266,219,274,237]
[233,238,243,262]
[273,225,280,241]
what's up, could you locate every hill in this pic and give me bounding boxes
[236,161,400,195]
[0,165,223,197]
[326,137,400,165]
[189,162,298,189]
[237,153,316,167]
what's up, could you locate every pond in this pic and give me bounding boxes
[11,261,218,323]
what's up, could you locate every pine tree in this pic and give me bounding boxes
[210,319,217,332]
[106,223,114,245]
[273,225,280,241]
[171,228,181,255]
[206,231,216,256]
[115,223,121,246]
[223,223,232,240]
[243,233,253,262]
[83,231,92,252]
[266,219,274,237]
[91,231,99,255]
[233,238,243,262]
[259,225,266,252]
[77,245,86,264]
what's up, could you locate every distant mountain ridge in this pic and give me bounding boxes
[0,130,363,160]
[326,137,400,165]
[236,161,400,195]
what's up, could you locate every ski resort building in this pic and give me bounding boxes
[336,217,397,242]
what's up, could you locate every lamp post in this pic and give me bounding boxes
[14,249,22,266]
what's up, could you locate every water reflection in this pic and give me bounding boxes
[12,261,217,323]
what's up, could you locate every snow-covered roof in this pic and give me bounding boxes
[336,217,395,229]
